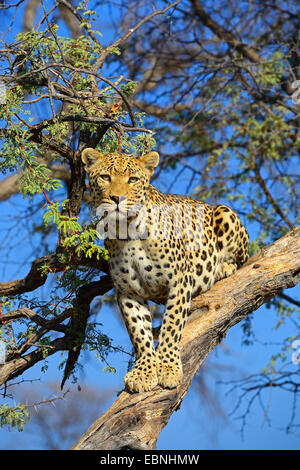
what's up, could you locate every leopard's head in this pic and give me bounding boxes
[81,148,159,223]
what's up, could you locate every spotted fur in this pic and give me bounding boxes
[82,148,249,393]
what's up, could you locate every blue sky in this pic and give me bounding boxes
[0,0,299,451]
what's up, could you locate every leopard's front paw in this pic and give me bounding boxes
[215,262,237,281]
[124,358,158,393]
[156,360,183,389]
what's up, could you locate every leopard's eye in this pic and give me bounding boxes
[99,174,111,182]
[128,176,139,183]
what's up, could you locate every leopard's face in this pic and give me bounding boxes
[82,149,159,222]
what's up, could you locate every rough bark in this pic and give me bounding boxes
[72,225,300,450]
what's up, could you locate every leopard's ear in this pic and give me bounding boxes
[139,152,159,176]
[81,148,104,172]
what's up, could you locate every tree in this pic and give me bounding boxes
[0,0,299,449]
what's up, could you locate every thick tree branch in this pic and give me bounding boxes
[0,254,62,297]
[0,336,68,387]
[72,226,300,450]
[190,0,264,64]
[0,250,110,298]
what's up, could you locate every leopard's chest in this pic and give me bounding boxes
[106,239,172,302]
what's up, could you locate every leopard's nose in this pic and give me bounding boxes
[110,195,120,205]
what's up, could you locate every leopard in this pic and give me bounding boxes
[81,148,249,393]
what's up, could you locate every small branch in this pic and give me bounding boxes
[0,336,69,386]
[190,0,294,96]
[92,0,183,71]
[29,115,153,136]
[253,164,295,230]
[28,390,70,409]
[0,276,113,388]
[56,0,101,45]
[190,0,263,64]
[24,389,70,411]
[0,0,26,9]
[5,307,71,361]
[278,292,300,308]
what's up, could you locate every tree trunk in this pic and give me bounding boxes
[72,226,300,450]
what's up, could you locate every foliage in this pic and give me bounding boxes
[0,0,155,431]
[0,403,30,432]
